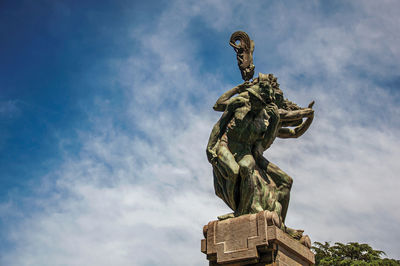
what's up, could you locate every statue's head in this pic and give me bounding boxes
[268,75,285,108]
[258,73,269,87]
[255,73,276,103]
[247,86,266,110]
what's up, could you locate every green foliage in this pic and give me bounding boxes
[312,241,400,266]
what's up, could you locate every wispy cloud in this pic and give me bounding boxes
[1,0,400,265]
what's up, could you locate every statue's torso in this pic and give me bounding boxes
[223,106,269,150]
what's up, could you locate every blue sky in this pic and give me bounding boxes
[1,0,400,265]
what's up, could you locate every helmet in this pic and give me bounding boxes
[247,86,267,105]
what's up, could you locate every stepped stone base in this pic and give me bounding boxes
[201,211,315,266]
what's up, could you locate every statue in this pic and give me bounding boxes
[206,31,315,241]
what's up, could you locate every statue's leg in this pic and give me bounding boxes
[267,162,293,223]
[213,169,229,207]
[236,154,259,216]
[213,169,236,220]
[216,143,240,180]
[215,143,240,210]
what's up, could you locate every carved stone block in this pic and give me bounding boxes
[201,211,315,266]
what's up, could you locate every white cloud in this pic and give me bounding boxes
[2,0,400,265]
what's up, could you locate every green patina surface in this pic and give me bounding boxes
[207,37,315,240]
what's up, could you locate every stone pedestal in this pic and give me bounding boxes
[201,211,315,266]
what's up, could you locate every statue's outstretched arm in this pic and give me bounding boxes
[280,119,302,127]
[277,116,314,139]
[213,82,252,111]
[278,101,315,139]
[279,108,313,121]
[278,101,314,121]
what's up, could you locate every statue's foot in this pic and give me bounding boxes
[300,235,312,248]
[265,210,282,228]
[217,212,235,220]
[283,226,304,240]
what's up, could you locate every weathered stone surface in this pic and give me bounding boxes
[201,211,315,266]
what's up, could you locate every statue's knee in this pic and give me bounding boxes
[287,176,293,188]
[216,155,239,179]
[239,161,254,177]
[240,156,255,168]
[280,174,293,189]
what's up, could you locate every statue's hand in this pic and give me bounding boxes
[210,153,219,165]
[237,81,250,93]
[266,103,279,120]
[206,146,218,164]
[308,100,315,109]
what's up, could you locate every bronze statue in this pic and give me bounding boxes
[206,31,315,241]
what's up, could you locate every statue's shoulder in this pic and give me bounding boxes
[226,92,249,111]
[237,91,250,100]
